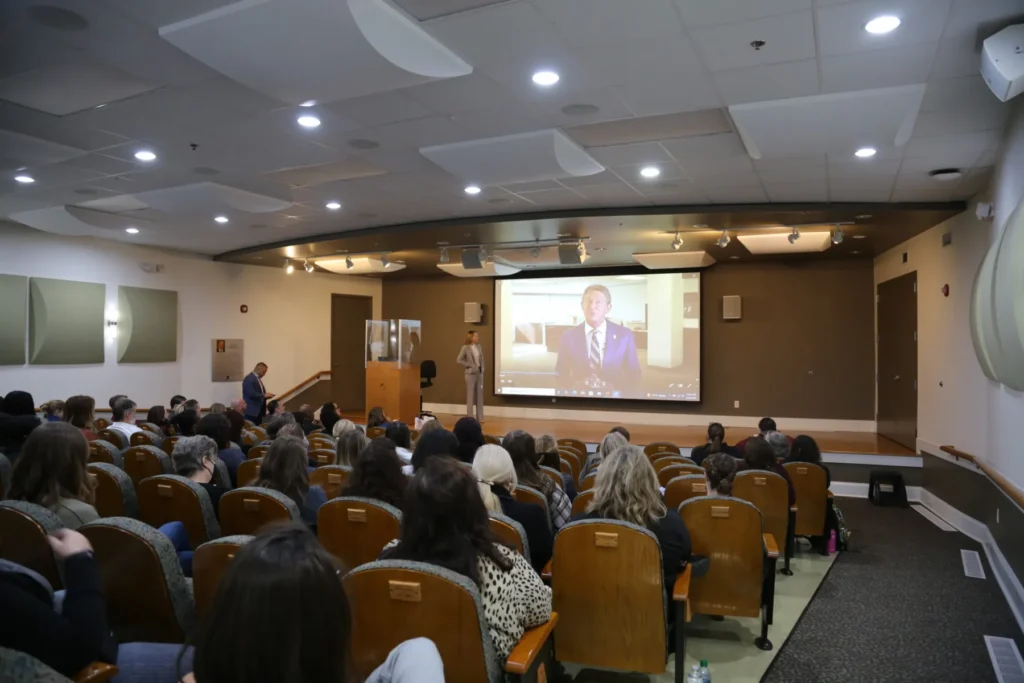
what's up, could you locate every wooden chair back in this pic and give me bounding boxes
[366,427,385,439]
[122,446,172,486]
[512,484,548,516]
[0,501,64,589]
[343,561,495,683]
[679,497,764,618]
[309,448,335,467]
[551,520,666,672]
[784,462,828,536]
[483,434,501,445]
[308,435,334,450]
[137,475,220,548]
[539,465,563,490]
[643,442,680,457]
[160,436,180,457]
[236,459,261,487]
[246,444,268,461]
[579,471,597,492]
[657,463,690,487]
[664,475,708,511]
[652,456,688,473]
[309,465,351,500]
[88,440,122,468]
[571,489,595,517]
[193,535,252,618]
[734,470,790,551]
[87,463,138,518]
[98,428,129,450]
[241,431,258,447]
[489,513,529,557]
[129,430,159,447]
[94,417,110,430]
[218,487,301,536]
[557,438,587,457]
[81,517,196,643]
[558,450,581,482]
[249,426,268,441]
[559,457,573,478]
[318,497,402,572]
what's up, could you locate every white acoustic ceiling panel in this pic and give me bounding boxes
[988,196,1024,390]
[737,232,832,254]
[64,206,157,232]
[421,129,604,186]
[632,251,716,269]
[0,63,160,116]
[729,85,927,159]
[159,0,472,105]
[130,182,292,213]
[438,261,521,277]
[315,256,405,275]
[8,206,135,237]
[0,130,87,169]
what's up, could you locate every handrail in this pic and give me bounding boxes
[940,445,1024,510]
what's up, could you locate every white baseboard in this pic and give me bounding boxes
[919,489,989,543]
[829,482,922,502]
[423,403,878,433]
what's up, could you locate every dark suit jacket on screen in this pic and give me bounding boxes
[554,321,641,392]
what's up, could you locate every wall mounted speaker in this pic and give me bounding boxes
[723,295,742,320]
[464,302,483,324]
[460,249,483,269]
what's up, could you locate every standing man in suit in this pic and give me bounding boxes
[555,284,641,394]
[456,330,484,422]
[242,362,274,424]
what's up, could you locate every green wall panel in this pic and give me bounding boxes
[0,274,27,365]
[29,277,105,365]
[118,285,178,363]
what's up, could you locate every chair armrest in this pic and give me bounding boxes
[505,613,559,674]
[762,533,780,559]
[541,559,552,582]
[75,663,119,683]
[672,564,691,602]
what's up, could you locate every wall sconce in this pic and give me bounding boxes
[106,308,119,340]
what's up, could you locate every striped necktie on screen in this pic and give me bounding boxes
[589,329,601,370]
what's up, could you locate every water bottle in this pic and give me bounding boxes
[827,530,837,554]
[699,659,711,682]
[685,664,703,683]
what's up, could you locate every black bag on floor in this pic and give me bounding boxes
[868,470,907,507]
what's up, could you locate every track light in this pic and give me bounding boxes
[303,259,315,273]
[440,247,449,264]
[345,256,354,270]
[671,232,683,251]
[530,242,541,258]
[478,246,488,262]
[285,260,294,274]
[831,227,844,245]
[381,254,390,268]
[577,240,585,256]
[788,227,801,244]
[716,230,730,248]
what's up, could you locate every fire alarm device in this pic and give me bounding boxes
[240,305,249,313]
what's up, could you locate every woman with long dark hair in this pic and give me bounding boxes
[503,430,571,530]
[64,395,98,442]
[382,457,551,662]
[410,429,459,472]
[342,439,407,508]
[8,422,97,528]
[255,436,327,527]
[452,416,484,464]
[743,437,795,505]
[690,422,741,466]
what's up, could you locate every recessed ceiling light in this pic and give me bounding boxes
[14,174,34,184]
[134,150,156,162]
[125,227,139,234]
[929,168,963,181]
[214,215,229,224]
[855,147,877,158]
[326,201,342,210]
[465,185,482,195]
[865,15,900,34]
[853,234,867,239]
[640,166,661,179]
[297,115,321,128]
[299,100,317,107]
[532,70,559,86]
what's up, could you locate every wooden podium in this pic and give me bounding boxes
[365,361,420,425]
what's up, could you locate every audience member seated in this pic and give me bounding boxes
[381,457,552,663]
[183,524,443,683]
[744,436,796,505]
[223,409,248,454]
[609,425,631,442]
[319,402,341,435]
[63,395,98,442]
[336,429,369,467]
[171,436,228,515]
[453,416,485,464]
[179,399,201,416]
[208,403,226,415]
[691,422,742,466]
[108,394,127,411]
[418,418,444,437]
[366,406,390,430]
[577,444,691,599]
[265,413,297,441]
[107,398,143,440]
[331,418,357,439]
[262,399,287,424]
[384,422,413,465]
[534,434,576,499]
[41,400,64,423]
[8,422,99,528]
[474,444,553,572]
[704,451,738,497]
[292,404,319,435]
[197,414,245,486]
[256,436,327,528]
[410,429,459,473]
[504,430,571,530]
[735,417,793,454]
[146,405,169,435]
[341,439,407,508]
[0,391,42,462]
[170,395,186,412]
[229,399,247,415]
[589,431,628,475]
[169,409,199,437]
[0,529,185,681]
[788,435,831,486]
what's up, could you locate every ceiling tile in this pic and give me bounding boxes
[537,0,685,48]
[573,38,706,88]
[929,34,985,80]
[612,161,689,183]
[612,72,721,116]
[904,130,1000,160]
[713,59,820,105]
[829,185,894,202]
[393,0,510,21]
[424,1,566,68]
[513,187,589,207]
[912,106,1010,138]
[692,169,762,188]
[675,0,812,28]
[327,91,435,128]
[569,183,645,203]
[661,132,748,160]
[820,42,939,93]
[402,73,520,115]
[974,149,999,167]
[501,179,565,192]
[941,0,1024,40]
[0,102,129,152]
[890,186,954,202]
[587,142,674,166]
[682,155,756,177]
[704,185,769,203]
[816,0,953,57]
[764,180,829,201]
[692,11,817,72]
[827,158,902,178]
[557,169,623,188]
[753,154,828,181]
[10,164,108,191]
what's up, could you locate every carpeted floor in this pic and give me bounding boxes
[762,498,1024,683]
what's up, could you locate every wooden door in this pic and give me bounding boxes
[331,294,373,412]
[877,272,917,449]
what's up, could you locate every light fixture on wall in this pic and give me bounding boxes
[380,254,390,268]
[345,256,354,269]
[831,226,844,244]
[303,259,315,273]
[285,260,295,274]
[716,230,730,248]
[671,232,683,251]
[106,308,119,340]
[788,226,801,244]
[440,247,450,263]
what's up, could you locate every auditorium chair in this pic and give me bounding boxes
[98,428,129,450]
[246,444,268,461]
[0,647,119,683]
[211,458,232,490]
[513,484,549,518]
[236,459,261,487]
[664,475,708,511]
[643,442,680,458]
[579,471,597,492]
[548,520,691,679]
[309,448,335,467]
[129,430,161,448]
[122,445,173,486]
[309,427,324,435]
[366,427,385,439]
[159,436,180,458]
[538,465,563,490]
[193,535,253,618]
[0,501,64,589]
[94,417,110,430]
[657,463,691,488]
[138,422,162,435]
[557,438,587,457]
[483,434,501,445]
[309,464,351,500]
[318,497,401,572]
[249,425,268,441]
[409,428,420,443]
[137,475,221,548]
[784,462,829,543]
[219,487,301,536]
[81,517,196,643]
[88,440,123,468]
[558,450,581,483]
[734,470,795,575]
[558,457,573,479]
[652,456,688,473]
[87,463,139,518]
[571,489,594,517]
[308,434,335,449]
[344,560,559,683]
[488,512,530,558]
[679,497,779,651]
[244,418,256,430]
[0,453,10,498]
[241,430,259,447]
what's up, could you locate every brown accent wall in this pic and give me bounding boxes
[382,260,875,420]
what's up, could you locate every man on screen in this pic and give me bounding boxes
[555,284,641,394]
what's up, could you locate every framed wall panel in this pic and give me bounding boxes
[0,274,27,365]
[118,285,178,363]
[29,277,105,365]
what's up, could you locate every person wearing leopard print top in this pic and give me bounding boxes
[382,456,552,661]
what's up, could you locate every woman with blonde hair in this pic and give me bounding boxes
[456,330,484,422]
[473,444,552,571]
[586,430,628,477]
[331,418,356,439]
[580,445,691,593]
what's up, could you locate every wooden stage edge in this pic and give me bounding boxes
[341,411,916,457]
